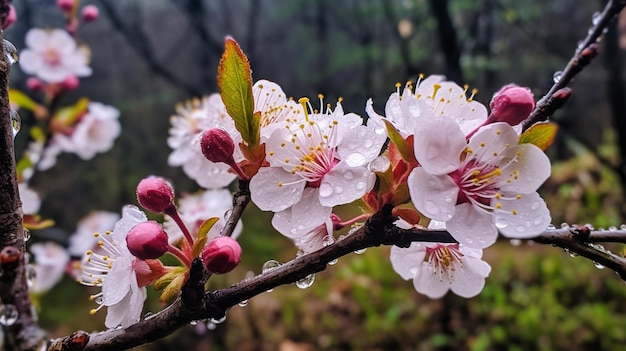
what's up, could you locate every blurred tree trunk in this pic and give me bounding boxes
[427,0,464,84]
[469,0,496,91]
[603,9,626,217]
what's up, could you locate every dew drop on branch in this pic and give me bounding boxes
[22,228,30,242]
[0,304,18,326]
[591,11,602,25]
[262,260,281,274]
[11,110,21,139]
[593,261,605,269]
[552,71,563,83]
[3,39,18,66]
[26,264,36,288]
[546,224,556,230]
[296,273,315,289]
[509,239,522,247]
[354,248,366,255]
[210,314,227,324]
[238,299,248,307]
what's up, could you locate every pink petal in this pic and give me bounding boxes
[493,192,551,238]
[250,167,305,212]
[413,114,466,175]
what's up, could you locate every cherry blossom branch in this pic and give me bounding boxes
[220,180,250,237]
[0,2,47,349]
[522,0,626,130]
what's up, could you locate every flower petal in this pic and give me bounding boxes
[413,114,466,175]
[318,163,375,207]
[407,168,458,221]
[272,188,332,238]
[102,255,132,305]
[494,192,551,238]
[390,243,426,280]
[497,143,551,194]
[413,262,450,299]
[250,167,305,212]
[450,255,490,298]
[446,203,497,249]
[467,122,518,165]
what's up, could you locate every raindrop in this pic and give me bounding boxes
[532,216,544,226]
[530,201,540,210]
[609,226,617,231]
[206,322,217,330]
[364,140,373,148]
[516,225,526,233]
[11,110,20,139]
[210,314,227,324]
[375,127,386,135]
[238,300,249,307]
[334,186,343,194]
[621,224,626,230]
[552,71,563,83]
[354,248,366,255]
[223,209,232,220]
[189,320,198,326]
[144,312,154,320]
[584,223,595,230]
[318,183,334,197]
[0,304,18,326]
[26,264,36,288]
[546,224,556,230]
[343,170,354,180]
[591,11,602,25]
[345,153,366,167]
[560,223,570,229]
[593,261,605,270]
[495,218,508,229]
[368,156,390,173]
[328,258,338,266]
[356,181,367,190]
[262,260,281,274]
[509,239,522,247]
[424,200,439,215]
[94,296,104,305]
[3,40,18,65]
[568,251,578,258]
[577,40,585,50]
[465,237,474,245]
[296,273,315,289]
[22,228,30,242]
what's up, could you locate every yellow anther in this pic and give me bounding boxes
[277,182,283,187]
[431,84,442,99]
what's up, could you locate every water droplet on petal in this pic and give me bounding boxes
[343,170,354,180]
[238,299,249,307]
[560,223,570,229]
[0,304,18,326]
[296,273,315,289]
[345,152,367,167]
[532,216,544,226]
[516,225,526,233]
[334,186,343,194]
[495,218,508,229]
[11,110,20,139]
[3,39,18,65]
[356,181,367,190]
[553,71,563,83]
[530,201,540,210]
[318,183,334,197]
[546,224,556,230]
[368,156,390,173]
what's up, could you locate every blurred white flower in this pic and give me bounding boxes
[18,182,41,215]
[29,242,70,294]
[68,211,121,257]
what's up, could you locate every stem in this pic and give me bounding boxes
[164,208,194,248]
[166,245,191,268]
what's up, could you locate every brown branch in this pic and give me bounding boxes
[0,5,47,349]
[219,180,250,237]
[523,0,626,130]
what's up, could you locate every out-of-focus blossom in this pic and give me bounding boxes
[29,241,70,294]
[68,211,120,258]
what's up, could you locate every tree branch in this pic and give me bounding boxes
[523,0,626,130]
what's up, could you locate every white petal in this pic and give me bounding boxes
[413,262,450,299]
[467,122,518,164]
[407,168,457,221]
[446,203,497,249]
[102,255,132,305]
[337,119,387,166]
[450,256,490,298]
[271,188,332,238]
[390,243,426,280]
[494,192,551,238]
[113,205,147,240]
[317,163,374,207]
[497,143,551,193]
[413,114,465,175]
[250,167,305,212]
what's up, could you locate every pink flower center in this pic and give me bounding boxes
[424,243,464,281]
[43,48,62,66]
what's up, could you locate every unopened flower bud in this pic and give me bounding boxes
[81,5,99,22]
[126,221,169,259]
[489,84,535,126]
[201,236,241,274]
[26,77,43,91]
[57,0,74,12]
[61,75,80,91]
[200,128,235,164]
[3,5,16,30]
[136,176,175,214]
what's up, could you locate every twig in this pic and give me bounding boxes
[522,0,626,130]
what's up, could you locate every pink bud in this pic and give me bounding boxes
[200,128,235,164]
[57,0,75,12]
[3,5,16,30]
[61,75,80,91]
[201,236,241,274]
[26,77,43,91]
[81,5,99,22]
[126,221,169,259]
[489,84,535,126]
[136,176,175,214]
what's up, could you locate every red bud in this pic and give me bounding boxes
[81,5,99,22]
[201,236,241,274]
[136,176,175,214]
[200,128,235,164]
[126,221,169,260]
[489,84,535,126]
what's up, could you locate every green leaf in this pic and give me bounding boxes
[160,273,187,303]
[153,267,187,290]
[519,122,558,151]
[383,119,416,163]
[9,89,38,111]
[192,217,219,258]
[30,126,45,142]
[217,38,258,146]
[53,98,89,126]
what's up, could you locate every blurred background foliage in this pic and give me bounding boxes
[7,0,626,349]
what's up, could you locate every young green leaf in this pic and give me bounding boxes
[383,119,416,163]
[519,122,558,151]
[217,38,259,146]
[192,217,219,257]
